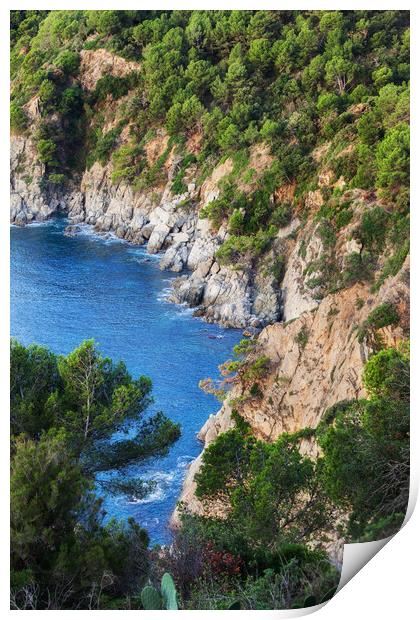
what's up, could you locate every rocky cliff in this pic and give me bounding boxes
[172,255,409,526]
[11,131,283,328]
[10,39,410,543]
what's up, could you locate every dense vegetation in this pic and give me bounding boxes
[10,10,410,610]
[10,340,180,609]
[10,338,409,609]
[10,10,409,286]
[184,343,409,608]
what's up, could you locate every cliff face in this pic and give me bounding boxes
[10,41,283,330]
[172,256,409,525]
[10,131,281,329]
[10,135,64,224]
[10,41,410,538]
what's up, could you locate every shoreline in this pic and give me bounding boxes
[10,217,241,544]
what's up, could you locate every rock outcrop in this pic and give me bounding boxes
[171,256,410,526]
[10,136,68,225]
[10,133,283,328]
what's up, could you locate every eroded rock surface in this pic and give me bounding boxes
[172,257,410,526]
[10,135,283,328]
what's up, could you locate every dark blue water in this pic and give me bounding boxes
[10,218,240,544]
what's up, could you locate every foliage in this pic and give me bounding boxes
[10,103,28,133]
[111,143,146,184]
[295,325,309,349]
[11,339,180,496]
[171,154,196,195]
[357,302,400,348]
[11,431,150,609]
[140,573,178,609]
[10,10,409,241]
[376,122,409,203]
[195,427,333,548]
[87,122,125,168]
[317,345,409,539]
[93,72,140,103]
[10,339,182,609]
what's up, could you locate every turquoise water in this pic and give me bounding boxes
[10,218,240,544]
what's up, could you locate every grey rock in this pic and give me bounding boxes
[64,224,81,237]
[147,223,171,253]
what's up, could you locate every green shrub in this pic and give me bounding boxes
[54,50,80,74]
[355,206,389,254]
[373,240,409,291]
[48,173,66,184]
[376,122,409,201]
[111,143,146,184]
[38,79,56,105]
[171,154,196,195]
[357,302,399,346]
[94,72,139,102]
[295,325,309,349]
[10,103,28,133]
[341,252,375,287]
[335,208,353,229]
[216,228,276,265]
[36,138,58,166]
[88,122,124,167]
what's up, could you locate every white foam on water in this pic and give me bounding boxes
[126,246,161,263]
[72,223,128,246]
[127,457,195,506]
[14,219,56,228]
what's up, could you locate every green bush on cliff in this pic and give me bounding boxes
[10,103,28,133]
[357,302,400,346]
[317,344,409,539]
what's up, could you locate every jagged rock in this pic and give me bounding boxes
[115,225,126,238]
[186,237,217,271]
[159,244,188,272]
[171,277,204,306]
[172,231,190,244]
[281,223,322,321]
[64,224,81,237]
[147,223,171,253]
[140,223,154,239]
[191,258,213,280]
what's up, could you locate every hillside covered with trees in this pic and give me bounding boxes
[11,9,409,282]
[10,10,410,610]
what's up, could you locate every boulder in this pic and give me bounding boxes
[159,244,188,272]
[64,224,81,237]
[147,223,171,253]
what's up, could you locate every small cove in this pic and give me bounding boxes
[10,218,240,544]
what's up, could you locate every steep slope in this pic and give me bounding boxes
[172,255,409,525]
[10,11,409,329]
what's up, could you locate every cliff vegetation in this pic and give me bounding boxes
[10,10,410,610]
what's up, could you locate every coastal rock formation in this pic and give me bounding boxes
[10,136,65,225]
[172,256,410,526]
[10,134,283,328]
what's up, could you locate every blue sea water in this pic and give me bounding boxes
[10,218,240,544]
